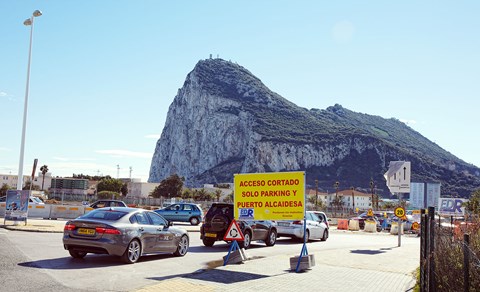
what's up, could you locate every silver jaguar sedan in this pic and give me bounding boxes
[63,207,189,264]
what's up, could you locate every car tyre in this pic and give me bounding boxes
[121,239,141,264]
[69,250,87,259]
[265,229,277,246]
[321,229,329,241]
[202,238,215,247]
[240,231,251,249]
[173,235,189,256]
[189,217,200,226]
[299,230,310,242]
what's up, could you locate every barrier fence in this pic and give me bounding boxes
[420,206,479,292]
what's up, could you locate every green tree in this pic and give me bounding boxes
[23,181,40,191]
[120,183,128,196]
[150,174,185,199]
[40,165,49,191]
[97,190,120,200]
[308,195,326,211]
[181,189,193,200]
[332,195,345,216]
[214,189,222,202]
[97,178,123,194]
[224,191,234,203]
[1,183,12,196]
[464,189,480,215]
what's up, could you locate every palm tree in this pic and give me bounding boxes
[40,165,48,191]
[214,189,222,202]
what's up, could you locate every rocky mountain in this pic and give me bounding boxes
[149,58,480,197]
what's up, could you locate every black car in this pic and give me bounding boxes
[200,203,277,249]
[90,200,127,209]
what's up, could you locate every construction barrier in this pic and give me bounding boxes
[0,203,92,219]
[364,220,377,233]
[390,222,404,235]
[348,219,360,231]
[337,219,349,230]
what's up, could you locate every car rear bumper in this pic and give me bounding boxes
[63,234,127,256]
[277,226,303,238]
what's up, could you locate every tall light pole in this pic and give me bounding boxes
[17,10,42,190]
[370,178,375,210]
[315,179,318,210]
[334,181,339,216]
[351,186,355,214]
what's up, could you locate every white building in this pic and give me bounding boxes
[0,172,52,190]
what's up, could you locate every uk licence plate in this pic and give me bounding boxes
[205,233,217,238]
[78,228,95,235]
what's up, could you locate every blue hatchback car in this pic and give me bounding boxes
[155,203,204,225]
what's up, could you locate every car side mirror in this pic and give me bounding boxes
[168,221,174,227]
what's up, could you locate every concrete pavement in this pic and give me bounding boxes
[0,217,419,291]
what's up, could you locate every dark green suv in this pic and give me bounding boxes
[200,203,277,249]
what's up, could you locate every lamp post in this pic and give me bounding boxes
[17,10,42,191]
[315,179,318,210]
[334,181,339,215]
[351,186,355,214]
[370,178,374,211]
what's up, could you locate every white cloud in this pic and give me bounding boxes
[0,92,7,97]
[95,149,152,158]
[0,147,10,151]
[145,134,160,139]
[53,157,95,162]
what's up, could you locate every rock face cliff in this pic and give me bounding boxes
[149,58,480,197]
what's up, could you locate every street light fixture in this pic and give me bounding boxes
[17,10,42,190]
[315,179,318,210]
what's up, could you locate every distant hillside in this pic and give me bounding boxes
[149,58,480,197]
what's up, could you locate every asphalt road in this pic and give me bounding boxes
[0,229,419,291]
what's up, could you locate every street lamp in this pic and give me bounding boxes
[17,10,42,190]
[334,181,339,215]
[315,179,318,210]
[351,186,355,214]
[370,178,375,210]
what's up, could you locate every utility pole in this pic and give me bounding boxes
[370,178,375,211]
[117,164,120,179]
[351,186,355,214]
[315,179,318,210]
[334,181,339,216]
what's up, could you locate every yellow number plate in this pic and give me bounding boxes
[205,233,217,238]
[78,228,95,235]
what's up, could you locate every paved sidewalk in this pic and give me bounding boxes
[0,217,418,291]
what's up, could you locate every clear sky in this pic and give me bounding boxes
[1,1,479,183]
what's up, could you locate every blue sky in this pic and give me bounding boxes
[1,1,479,183]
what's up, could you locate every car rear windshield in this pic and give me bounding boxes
[80,210,128,221]
[206,205,233,218]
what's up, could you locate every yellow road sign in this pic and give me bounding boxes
[367,209,374,217]
[234,171,305,221]
[412,222,419,230]
[394,207,406,218]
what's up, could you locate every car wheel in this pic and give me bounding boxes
[69,250,87,259]
[174,235,189,256]
[189,217,200,226]
[202,238,215,247]
[121,239,141,264]
[240,231,251,249]
[299,230,310,242]
[265,229,277,246]
[321,229,329,241]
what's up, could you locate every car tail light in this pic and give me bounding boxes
[95,227,122,235]
[292,221,303,225]
[64,224,76,231]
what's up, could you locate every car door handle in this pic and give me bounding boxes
[138,227,144,231]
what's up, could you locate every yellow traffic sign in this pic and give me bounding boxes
[412,222,419,230]
[367,209,374,217]
[394,207,406,218]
